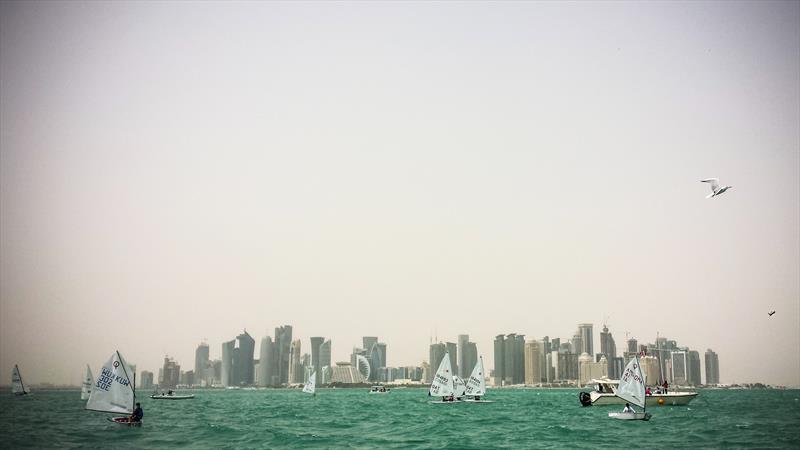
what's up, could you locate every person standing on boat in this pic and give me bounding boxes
[129,403,143,423]
[662,381,668,394]
[622,403,635,414]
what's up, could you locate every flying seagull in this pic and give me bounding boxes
[768,311,776,317]
[700,178,732,198]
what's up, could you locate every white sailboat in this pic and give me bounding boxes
[608,355,651,421]
[81,365,94,400]
[463,356,494,403]
[429,352,457,403]
[302,371,316,396]
[85,351,138,424]
[12,364,31,396]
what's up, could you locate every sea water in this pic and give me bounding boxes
[1,388,798,448]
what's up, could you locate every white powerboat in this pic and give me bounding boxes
[581,378,698,406]
[368,385,391,394]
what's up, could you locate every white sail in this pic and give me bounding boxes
[85,351,135,414]
[12,365,29,395]
[428,352,454,397]
[81,365,94,400]
[453,376,466,397]
[464,356,486,397]
[617,355,646,409]
[302,371,316,394]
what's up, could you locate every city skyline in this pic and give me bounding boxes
[3,320,737,388]
[1,2,798,387]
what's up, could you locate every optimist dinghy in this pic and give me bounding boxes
[608,355,651,421]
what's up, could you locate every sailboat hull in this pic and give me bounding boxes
[429,400,461,404]
[108,417,142,426]
[608,412,651,421]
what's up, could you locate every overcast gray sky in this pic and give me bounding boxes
[1,1,798,387]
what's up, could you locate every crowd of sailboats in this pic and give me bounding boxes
[428,353,494,403]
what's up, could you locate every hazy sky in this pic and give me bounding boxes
[1,1,798,386]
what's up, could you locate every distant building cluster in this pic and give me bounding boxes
[490,323,721,387]
[142,323,720,389]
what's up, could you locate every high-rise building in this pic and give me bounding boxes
[524,340,544,385]
[363,337,378,355]
[274,325,293,384]
[319,339,332,384]
[446,342,458,377]
[671,351,688,385]
[493,335,505,385]
[288,339,302,384]
[221,340,236,387]
[462,341,478,377]
[496,333,525,385]
[140,371,154,389]
[570,332,583,355]
[428,342,447,383]
[687,350,701,386]
[161,356,180,388]
[578,323,593,356]
[457,335,469,378]
[235,330,255,386]
[258,336,275,386]
[627,338,638,353]
[195,342,209,386]
[705,349,720,385]
[600,324,622,379]
[311,336,325,372]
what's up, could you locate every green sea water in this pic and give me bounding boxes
[1,388,798,448]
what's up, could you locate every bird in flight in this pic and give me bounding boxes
[768,311,776,317]
[700,178,733,198]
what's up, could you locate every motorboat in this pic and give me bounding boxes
[580,378,697,407]
[150,391,195,400]
[368,385,390,394]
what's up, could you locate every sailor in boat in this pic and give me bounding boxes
[167,390,174,396]
[129,403,143,423]
[622,403,635,414]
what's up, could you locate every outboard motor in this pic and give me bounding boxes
[579,391,592,407]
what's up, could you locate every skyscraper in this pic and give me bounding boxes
[258,336,275,386]
[235,330,255,386]
[446,342,458,377]
[428,342,447,383]
[578,323,593,356]
[627,338,638,353]
[195,342,209,387]
[599,325,617,377]
[687,350,701,386]
[671,351,688,385]
[274,325,293,385]
[498,333,525,385]
[705,349,720,385]
[457,334,469,378]
[161,356,180,389]
[463,341,478,377]
[288,339,302,384]
[524,340,544,385]
[493,335,505,385]
[311,336,330,383]
[221,340,236,387]
[319,339,332,384]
